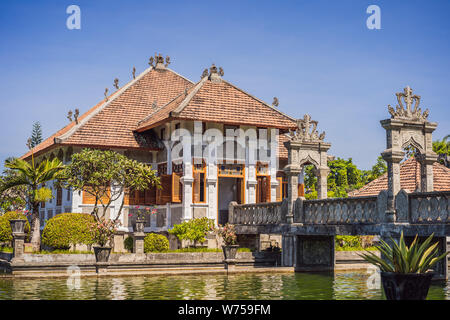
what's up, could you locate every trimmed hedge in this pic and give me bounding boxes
[0,211,31,243]
[123,233,169,253]
[42,213,95,249]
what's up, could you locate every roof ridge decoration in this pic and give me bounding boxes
[201,63,224,82]
[55,65,155,143]
[287,114,325,142]
[388,86,429,121]
[149,53,170,69]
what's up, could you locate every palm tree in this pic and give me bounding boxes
[433,135,450,167]
[1,157,64,251]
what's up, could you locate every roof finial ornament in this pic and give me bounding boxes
[272,97,279,107]
[208,63,223,82]
[165,56,171,67]
[184,87,188,96]
[201,68,208,78]
[104,88,109,101]
[387,86,429,121]
[67,110,73,122]
[132,67,136,79]
[74,108,80,124]
[113,78,119,90]
[26,138,32,150]
[148,56,154,67]
[288,114,325,142]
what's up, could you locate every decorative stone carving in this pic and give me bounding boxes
[387,86,429,121]
[381,87,439,221]
[287,114,325,143]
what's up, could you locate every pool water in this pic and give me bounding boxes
[0,271,448,300]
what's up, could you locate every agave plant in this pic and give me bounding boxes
[359,232,448,274]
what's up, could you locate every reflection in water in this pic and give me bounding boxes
[0,272,448,300]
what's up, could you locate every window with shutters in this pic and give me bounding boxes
[56,187,62,206]
[156,174,172,205]
[82,185,110,205]
[158,163,167,175]
[193,160,206,203]
[256,162,270,203]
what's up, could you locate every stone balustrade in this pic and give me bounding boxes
[229,200,286,225]
[229,190,450,226]
[298,195,380,224]
[407,191,450,223]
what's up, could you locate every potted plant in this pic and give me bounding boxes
[218,223,239,260]
[359,232,448,300]
[129,205,157,233]
[90,218,119,263]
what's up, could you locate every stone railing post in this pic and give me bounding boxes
[133,219,145,254]
[10,219,26,262]
[228,201,237,224]
[394,189,409,222]
[294,197,304,223]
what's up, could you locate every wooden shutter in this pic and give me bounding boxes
[172,173,182,203]
[56,187,62,206]
[157,174,172,205]
[298,183,305,197]
[82,185,110,205]
[276,177,282,202]
[264,176,271,202]
[138,190,146,204]
[193,172,201,203]
[145,185,157,205]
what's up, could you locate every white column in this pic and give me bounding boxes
[269,128,278,202]
[181,129,193,222]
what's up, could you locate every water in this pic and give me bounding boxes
[0,271,448,300]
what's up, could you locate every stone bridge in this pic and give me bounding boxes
[230,87,450,279]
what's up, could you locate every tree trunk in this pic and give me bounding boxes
[30,202,41,252]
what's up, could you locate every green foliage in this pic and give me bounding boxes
[0,211,31,243]
[124,236,133,252]
[304,157,387,199]
[30,122,43,148]
[59,149,159,221]
[42,213,95,249]
[335,235,376,251]
[168,217,214,245]
[89,218,119,247]
[144,233,169,252]
[359,232,449,273]
[432,135,449,156]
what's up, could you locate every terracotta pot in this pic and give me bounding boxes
[93,246,112,262]
[381,271,434,300]
[222,245,239,260]
[134,218,146,233]
[10,219,26,234]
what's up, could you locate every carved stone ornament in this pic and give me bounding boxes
[287,114,326,142]
[388,86,429,121]
[113,78,119,90]
[272,97,279,107]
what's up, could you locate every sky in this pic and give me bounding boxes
[0,0,449,171]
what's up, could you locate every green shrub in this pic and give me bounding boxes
[168,217,214,245]
[42,213,95,249]
[124,236,133,252]
[335,235,376,251]
[144,233,169,253]
[0,211,31,243]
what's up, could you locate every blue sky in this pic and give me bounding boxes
[0,0,449,170]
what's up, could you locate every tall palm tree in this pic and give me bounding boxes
[1,157,64,250]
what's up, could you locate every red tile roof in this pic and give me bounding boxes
[22,66,193,160]
[349,157,450,197]
[136,76,298,131]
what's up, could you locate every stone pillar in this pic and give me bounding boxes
[316,167,329,200]
[285,166,301,223]
[11,233,25,262]
[133,232,145,254]
[418,154,437,192]
[381,151,404,222]
[281,234,295,267]
[294,235,335,272]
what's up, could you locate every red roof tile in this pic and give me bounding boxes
[349,157,450,196]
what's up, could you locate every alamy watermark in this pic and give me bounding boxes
[66,265,81,290]
[366,5,381,30]
[66,5,81,30]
